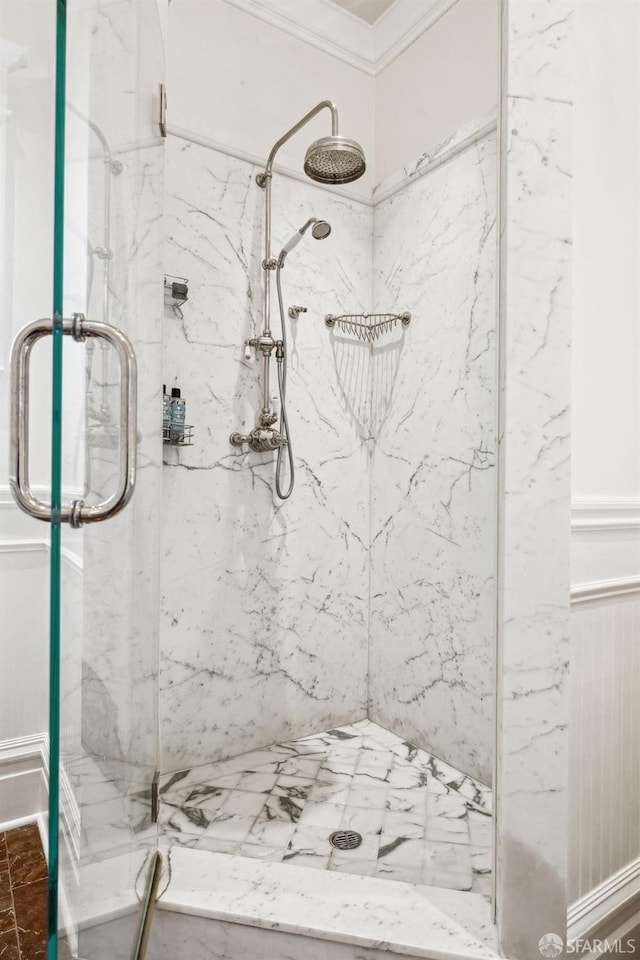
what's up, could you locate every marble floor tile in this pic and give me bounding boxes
[298,801,346,829]
[385,785,429,812]
[202,814,254,844]
[262,794,304,824]
[282,852,331,869]
[377,836,424,868]
[425,816,470,844]
[272,775,315,801]
[287,824,335,858]
[428,794,469,819]
[376,864,424,883]
[248,818,297,848]
[471,845,492,878]
[158,719,493,896]
[0,826,47,959]
[234,772,279,794]
[341,805,385,835]
[329,857,378,876]
[220,790,268,819]
[309,780,351,804]
[382,809,426,840]
[347,780,389,808]
[423,841,473,891]
[236,843,284,862]
[195,836,239,855]
[468,811,493,847]
[160,788,230,834]
[279,757,324,779]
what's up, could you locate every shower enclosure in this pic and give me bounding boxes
[0,1,575,958]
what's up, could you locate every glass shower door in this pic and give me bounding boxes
[57,1,165,957]
[3,1,164,957]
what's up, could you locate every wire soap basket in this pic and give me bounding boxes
[325,311,411,343]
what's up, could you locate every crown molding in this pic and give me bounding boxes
[223,0,375,74]
[221,0,459,77]
[373,0,460,74]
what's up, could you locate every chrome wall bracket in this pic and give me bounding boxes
[9,313,137,527]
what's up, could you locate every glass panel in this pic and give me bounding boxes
[56,0,164,957]
[0,1,162,955]
[0,0,58,956]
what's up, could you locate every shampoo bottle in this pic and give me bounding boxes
[170,387,186,439]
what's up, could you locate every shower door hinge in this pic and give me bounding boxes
[151,770,160,824]
[159,83,167,138]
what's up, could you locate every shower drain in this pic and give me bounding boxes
[329,830,363,851]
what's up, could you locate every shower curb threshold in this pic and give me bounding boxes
[156,844,501,960]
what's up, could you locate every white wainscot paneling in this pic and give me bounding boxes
[569,591,640,912]
[0,501,83,823]
[0,539,49,745]
[569,501,640,915]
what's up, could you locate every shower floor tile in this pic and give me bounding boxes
[159,720,493,895]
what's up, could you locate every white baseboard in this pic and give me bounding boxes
[568,857,640,942]
[0,733,49,826]
[0,732,80,870]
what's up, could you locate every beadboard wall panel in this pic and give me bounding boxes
[569,575,640,904]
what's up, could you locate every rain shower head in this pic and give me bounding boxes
[304,136,366,185]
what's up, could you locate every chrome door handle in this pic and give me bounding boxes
[9,312,137,527]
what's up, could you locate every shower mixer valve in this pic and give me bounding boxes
[230,425,287,452]
[231,336,287,451]
[245,334,278,356]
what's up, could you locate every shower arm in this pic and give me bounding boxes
[254,101,338,417]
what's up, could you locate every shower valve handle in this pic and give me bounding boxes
[246,335,276,357]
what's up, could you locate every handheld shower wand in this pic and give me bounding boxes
[274,218,332,500]
[279,218,332,262]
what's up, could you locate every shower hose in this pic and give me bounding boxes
[275,262,294,500]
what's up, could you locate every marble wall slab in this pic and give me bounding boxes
[369,133,498,787]
[495,1,572,956]
[160,136,372,771]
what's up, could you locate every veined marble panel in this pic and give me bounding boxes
[161,136,372,770]
[369,133,498,787]
[496,2,572,957]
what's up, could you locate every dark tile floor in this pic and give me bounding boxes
[0,824,47,959]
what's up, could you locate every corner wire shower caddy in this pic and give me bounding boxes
[324,310,411,343]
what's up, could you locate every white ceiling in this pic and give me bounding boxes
[326,0,398,26]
